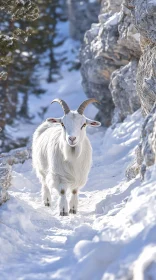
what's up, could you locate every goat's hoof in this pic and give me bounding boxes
[44,198,50,207]
[60,211,68,216]
[60,208,68,216]
[45,202,50,207]
[69,209,77,214]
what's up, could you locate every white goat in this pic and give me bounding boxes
[32,98,101,216]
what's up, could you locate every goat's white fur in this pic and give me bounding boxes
[32,109,100,215]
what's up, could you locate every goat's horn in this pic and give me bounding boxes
[51,99,70,115]
[77,98,99,115]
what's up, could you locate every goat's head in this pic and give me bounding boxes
[47,98,101,147]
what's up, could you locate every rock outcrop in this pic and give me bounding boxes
[136,45,156,116]
[80,0,156,179]
[80,0,141,125]
[109,60,140,123]
[124,0,156,180]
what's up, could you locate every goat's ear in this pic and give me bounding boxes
[86,118,101,127]
[46,118,62,124]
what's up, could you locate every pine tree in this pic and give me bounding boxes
[0,0,39,150]
[0,0,39,79]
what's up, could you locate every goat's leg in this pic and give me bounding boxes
[69,189,78,214]
[37,170,52,207]
[42,184,51,207]
[58,187,68,216]
[46,172,68,215]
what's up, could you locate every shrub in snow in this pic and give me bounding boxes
[0,147,31,205]
[32,98,101,216]
[0,163,11,205]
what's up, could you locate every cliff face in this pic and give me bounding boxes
[80,0,156,178]
[109,60,140,122]
[80,0,141,125]
[125,0,156,180]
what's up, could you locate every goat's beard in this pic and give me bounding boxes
[63,142,82,161]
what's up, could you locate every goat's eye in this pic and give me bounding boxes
[81,123,86,129]
[61,123,65,128]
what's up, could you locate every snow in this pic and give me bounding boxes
[149,0,156,5]
[104,13,120,28]
[132,33,140,42]
[2,107,156,279]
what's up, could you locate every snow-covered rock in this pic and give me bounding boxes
[127,105,156,181]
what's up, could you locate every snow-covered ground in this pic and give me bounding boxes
[1,106,156,279]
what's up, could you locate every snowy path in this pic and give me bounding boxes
[2,110,156,280]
